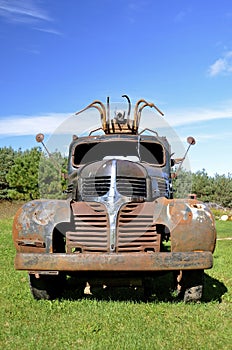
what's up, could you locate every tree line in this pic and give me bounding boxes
[0,147,67,201]
[0,147,231,208]
[173,169,232,208]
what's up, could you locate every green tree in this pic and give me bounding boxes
[191,169,214,202]
[0,147,20,200]
[6,147,41,200]
[38,151,67,199]
[172,169,193,198]
[211,173,232,208]
[172,168,232,208]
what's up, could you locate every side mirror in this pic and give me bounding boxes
[35,133,63,174]
[175,136,196,176]
[187,136,196,145]
[35,133,45,143]
[35,133,51,156]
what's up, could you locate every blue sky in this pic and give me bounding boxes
[0,0,231,176]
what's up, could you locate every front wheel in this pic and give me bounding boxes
[29,273,66,300]
[174,270,204,302]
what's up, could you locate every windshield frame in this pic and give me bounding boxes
[71,136,166,168]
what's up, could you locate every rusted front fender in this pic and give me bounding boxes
[152,198,216,253]
[13,199,71,253]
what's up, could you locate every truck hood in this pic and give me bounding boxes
[80,158,147,179]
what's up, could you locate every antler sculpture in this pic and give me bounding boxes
[75,100,107,131]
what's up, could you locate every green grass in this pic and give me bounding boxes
[215,220,232,238]
[0,216,232,350]
[0,201,24,220]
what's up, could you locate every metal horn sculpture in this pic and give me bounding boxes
[134,99,164,131]
[75,100,107,131]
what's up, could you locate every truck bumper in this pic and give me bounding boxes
[15,251,213,272]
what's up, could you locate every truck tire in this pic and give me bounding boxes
[143,276,154,301]
[174,270,204,302]
[29,273,66,300]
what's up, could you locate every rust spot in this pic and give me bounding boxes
[33,210,54,225]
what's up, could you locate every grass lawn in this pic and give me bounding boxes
[0,204,231,350]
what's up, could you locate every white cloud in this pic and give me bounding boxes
[165,103,232,127]
[0,101,232,138]
[208,51,232,76]
[33,27,63,36]
[0,0,62,36]
[190,131,232,142]
[0,0,51,23]
[0,109,103,139]
[0,113,69,136]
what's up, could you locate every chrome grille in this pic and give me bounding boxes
[66,202,109,253]
[157,177,167,197]
[82,176,146,198]
[116,203,161,253]
[82,176,111,196]
[116,176,146,197]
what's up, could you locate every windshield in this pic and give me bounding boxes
[72,140,165,166]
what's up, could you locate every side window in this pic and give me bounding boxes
[140,142,165,165]
[73,143,97,165]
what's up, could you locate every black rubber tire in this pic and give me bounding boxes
[29,273,66,300]
[143,277,154,301]
[174,270,204,303]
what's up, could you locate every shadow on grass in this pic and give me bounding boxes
[60,272,228,303]
[202,273,228,303]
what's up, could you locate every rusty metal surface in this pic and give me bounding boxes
[13,197,216,259]
[151,198,216,253]
[66,201,110,253]
[116,198,215,254]
[15,251,213,271]
[168,199,216,252]
[67,201,162,254]
[13,199,71,253]
[74,97,165,135]
[116,202,161,253]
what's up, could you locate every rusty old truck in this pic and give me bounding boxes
[13,96,216,302]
